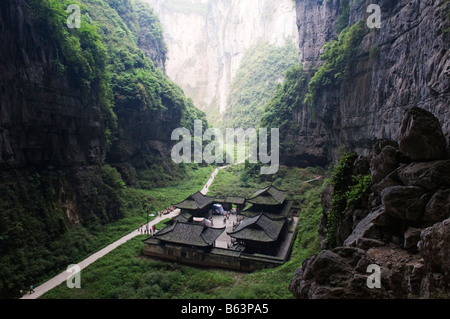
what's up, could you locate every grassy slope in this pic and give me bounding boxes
[41,164,328,299]
[29,165,214,295]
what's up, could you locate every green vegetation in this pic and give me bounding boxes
[260,64,306,155]
[260,63,306,132]
[222,40,299,129]
[41,164,328,299]
[336,0,351,33]
[0,165,126,298]
[29,0,116,143]
[0,0,210,299]
[304,20,368,108]
[137,165,215,210]
[29,0,206,146]
[41,236,237,299]
[77,0,206,133]
[109,0,168,57]
[326,152,371,248]
[0,164,213,299]
[29,0,106,92]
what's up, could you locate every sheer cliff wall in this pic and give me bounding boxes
[288,0,449,166]
[147,0,299,115]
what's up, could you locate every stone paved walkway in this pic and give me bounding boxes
[21,164,231,299]
[21,209,180,299]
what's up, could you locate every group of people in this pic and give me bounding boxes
[222,210,236,224]
[19,285,34,297]
[158,205,175,216]
[138,205,177,235]
[138,222,156,235]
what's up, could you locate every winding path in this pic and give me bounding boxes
[21,164,231,299]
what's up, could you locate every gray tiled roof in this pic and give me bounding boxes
[224,196,246,205]
[155,222,225,247]
[174,192,215,210]
[247,185,287,206]
[227,213,285,242]
[242,200,292,220]
[172,212,193,223]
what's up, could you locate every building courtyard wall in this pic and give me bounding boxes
[143,216,299,272]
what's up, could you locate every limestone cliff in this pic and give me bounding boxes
[0,0,123,298]
[288,0,450,299]
[146,0,299,115]
[287,0,449,166]
[290,107,450,298]
[0,0,106,168]
[110,0,167,71]
[0,0,201,298]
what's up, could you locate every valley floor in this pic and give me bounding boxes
[36,164,327,299]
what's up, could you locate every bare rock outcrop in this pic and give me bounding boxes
[290,107,450,298]
[381,186,430,222]
[418,218,450,278]
[399,107,448,162]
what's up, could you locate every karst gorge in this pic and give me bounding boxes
[0,0,449,304]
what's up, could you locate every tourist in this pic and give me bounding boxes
[29,285,35,294]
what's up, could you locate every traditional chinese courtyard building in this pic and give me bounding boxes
[227,213,288,255]
[245,185,288,215]
[143,185,299,272]
[154,222,225,248]
[174,191,215,217]
[218,196,246,212]
[228,186,293,255]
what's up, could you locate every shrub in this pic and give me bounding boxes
[326,152,371,248]
[304,20,368,109]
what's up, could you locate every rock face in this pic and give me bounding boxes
[419,218,450,278]
[290,107,450,298]
[111,0,167,71]
[147,0,299,114]
[296,0,341,71]
[289,0,450,166]
[0,0,198,298]
[0,0,129,228]
[381,186,429,222]
[399,107,448,162]
[0,0,106,168]
[290,245,420,299]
